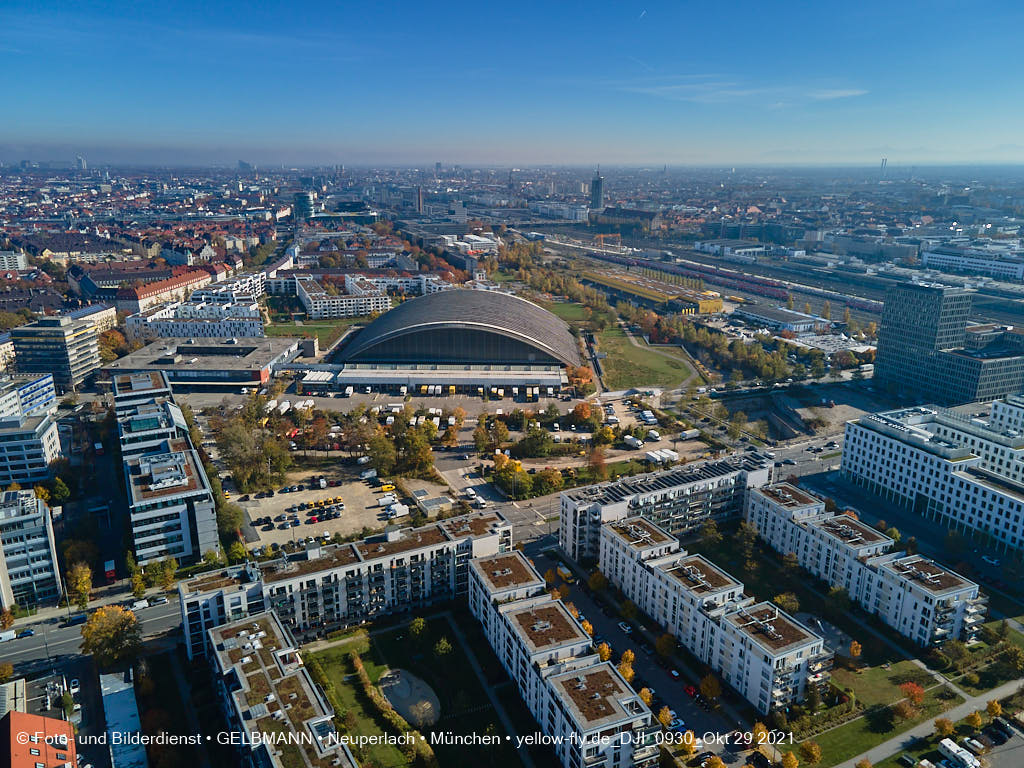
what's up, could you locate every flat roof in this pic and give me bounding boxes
[725,603,819,653]
[261,543,361,583]
[758,483,822,509]
[550,663,640,729]
[509,602,589,653]
[125,440,207,503]
[440,511,503,538]
[183,565,254,593]
[106,336,299,374]
[112,371,170,397]
[659,554,741,595]
[354,526,448,559]
[607,517,673,548]
[811,514,890,546]
[878,555,973,594]
[471,552,543,592]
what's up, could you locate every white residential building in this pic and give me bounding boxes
[560,455,772,562]
[746,483,987,645]
[922,247,1024,281]
[208,612,358,768]
[597,516,831,713]
[0,403,61,487]
[842,405,1024,552]
[468,551,659,768]
[0,251,28,270]
[179,510,512,658]
[295,275,391,319]
[0,490,62,610]
[125,298,264,340]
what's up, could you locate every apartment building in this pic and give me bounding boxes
[0,711,77,768]
[842,405,1024,552]
[746,483,986,645]
[0,490,62,610]
[125,297,264,340]
[0,375,57,420]
[180,510,512,657]
[207,612,358,768]
[294,275,391,319]
[596,516,831,713]
[560,455,772,562]
[114,268,214,314]
[468,551,659,768]
[11,316,101,393]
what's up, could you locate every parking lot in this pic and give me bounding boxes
[237,464,410,548]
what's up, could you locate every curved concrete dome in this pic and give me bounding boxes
[341,290,583,367]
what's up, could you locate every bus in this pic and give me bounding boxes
[104,560,116,584]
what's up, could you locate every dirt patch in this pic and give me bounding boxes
[379,668,441,727]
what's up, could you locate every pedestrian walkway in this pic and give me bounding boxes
[16,583,170,627]
[832,677,1024,768]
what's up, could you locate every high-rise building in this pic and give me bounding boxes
[0,490,62,610]
[875,281,1024,404]
[76,155,87,171]
[0,375,61,488]
[11,316,101,393]
[293,191,314,221]
[590,169,604,210]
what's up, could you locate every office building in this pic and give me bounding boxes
[294,191,315,221]
[921,247,1024,282]
[559,455,772,562]
[746,483,986,645]
[0,711,77,768]
[0,490,61,610]
[113,372,218,566]
[11,316,101,393]
[468,551,659,768]
[591,170,604,210]
[843,404,1024,553]
[179,510,512,658]
[208,612,358,768]
[874,282,1024,404]
[596,517,831,713]
[0,375,61,488]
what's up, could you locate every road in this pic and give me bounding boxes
[6,600,183,676]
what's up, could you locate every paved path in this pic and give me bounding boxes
[832,677,1024,768]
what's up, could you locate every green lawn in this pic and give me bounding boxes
[831,661,933,708]
[597,327,694,390]
[265,317,360,347]
[540,300,590,324]
[812,686,962,768]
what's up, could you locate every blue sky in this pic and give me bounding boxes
[2,0,1022,165]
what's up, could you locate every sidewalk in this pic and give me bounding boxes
[832,676,1024,768]
[15,582,169,627]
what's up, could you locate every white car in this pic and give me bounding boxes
[982,555,1001,567]
[617,621,633,634]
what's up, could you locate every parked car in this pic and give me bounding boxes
[617,621,633,634]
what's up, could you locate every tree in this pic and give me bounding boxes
[158,558,178,590]
[597,642,612,661]
[700,673,721,701]
[655,633,675,658]
[782,552,800,574]
[217,503,244,537]
[966,711,983,729]
[0,662,12,683]
[0,608,13,630]
[68,562,92,610]
[621,649,635,666]
[434,636,453,658]
[699,519,722,547]
[934,717,954,737]
[409,617,427,641]
[1004,645,1024,673]
[799,742,822,766]
[131,570,146,600]
[751,722,769,747]
[587,447,607,480]
[885,527,901,542]
[617,660,635,683]
[705,758,725,768]
[638,687,653,706]
[679,731,699,758]
[581,620,594,636]
[657,706,672,729]
[588,570,608,592]
[543,568,557,586]
[368,432,398,474]
[855,760,872,768]
[34,484,50,503]
[81,606,141,668]
[900,682,925,706]
[620,599,638,620]
[781,751,799,768]
[227,540,248,564]
[773,592,800,613]
[848,640,862,661]
[892,700,917,721]
[987,699,1003,718]
[51,477,71,505]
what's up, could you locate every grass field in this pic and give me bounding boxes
[265,317,360,347]
[541,300,590,324]
[310,617,524,768]
[812,685,962,768]
[598,327,694,390]
[831,661,933,708]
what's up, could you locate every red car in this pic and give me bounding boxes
[684,684,697,697]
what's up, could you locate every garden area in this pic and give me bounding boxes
[265,316,361,347]
[308,616,526,768]
[596,326,695,391]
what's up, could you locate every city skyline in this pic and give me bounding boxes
[3,0,1024,166]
